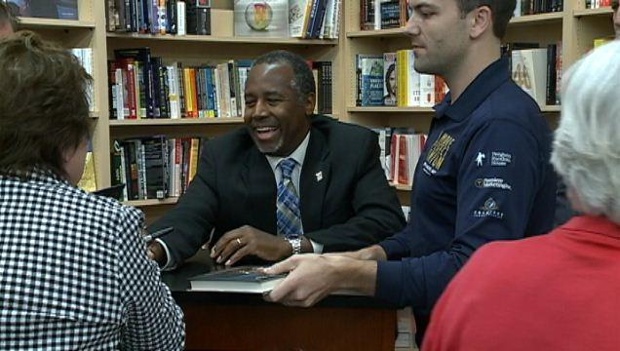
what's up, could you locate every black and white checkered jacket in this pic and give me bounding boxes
[0,170,185,350]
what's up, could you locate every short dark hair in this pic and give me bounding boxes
[251,50,316,104]
[0,31,93,179]
[0,1,19,31]
[457,0,516,39]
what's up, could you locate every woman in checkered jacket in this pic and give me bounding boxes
[0,31,185,350]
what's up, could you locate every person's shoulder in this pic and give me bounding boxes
[493,79,542,116]
[47,184,144,240]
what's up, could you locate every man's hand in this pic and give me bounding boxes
[209,225,291,266]
[324,245,387,261]
[147,241,167,267]
[262,254,377,307]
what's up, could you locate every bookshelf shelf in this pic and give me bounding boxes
[109,118,245,127]
[348,106,434,113]
[346,27,407,39]
[106,32,338,46]
[19,17,96,29]
[573,7,614,18]
[509,12,564,25]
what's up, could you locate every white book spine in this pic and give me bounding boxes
[177,1,186,35]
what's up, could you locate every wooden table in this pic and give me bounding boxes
[163,256,397,351]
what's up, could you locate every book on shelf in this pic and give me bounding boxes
[189,266,287,293]
[319,0,340,39]
[383,52,397,106]
[511,48,548,106]
[379,0,401,29]
[186,0,211,35]
[234,0,289,38]
[356,54,384,106]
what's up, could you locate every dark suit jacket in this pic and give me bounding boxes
[151,115,406,265]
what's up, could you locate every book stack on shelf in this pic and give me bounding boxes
[355,51,448,108]
[105,0,203,35]
[514,0,564,16]
[111,136,207,202]
[373,128,427,188]
[108,50,333,120]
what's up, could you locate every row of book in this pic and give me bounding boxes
[111,136,208,202]
[286,0,341,39]
[108,47,333,119]
[105,0,210,35]
[360,0,409,31]
[105,0,342,39]
[505,42,562,106]
[585,0,614,9]
[374,128,427,187]
[514,0,564,16]
[356,51,448,108]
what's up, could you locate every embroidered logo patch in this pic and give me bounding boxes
[423,132,455,175]
[491,152,512,167]
[475,177,512,190]
[475,152,486,167]
[473,197,505,219]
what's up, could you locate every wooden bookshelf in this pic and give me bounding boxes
[29,0,613,211]
[99,0,343,214]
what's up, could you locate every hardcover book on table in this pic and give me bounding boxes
[189,266,286,293]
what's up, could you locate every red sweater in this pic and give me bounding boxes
[423,216,620,351]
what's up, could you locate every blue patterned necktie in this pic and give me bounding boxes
[276,158,302,237]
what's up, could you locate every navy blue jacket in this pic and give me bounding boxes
[375,58,556,336]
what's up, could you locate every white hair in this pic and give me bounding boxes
[551,41,620,224]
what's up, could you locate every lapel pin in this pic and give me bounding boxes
[315,171,323,182]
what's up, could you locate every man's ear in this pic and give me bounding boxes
[469,5,492,39]
[305,92,316,116]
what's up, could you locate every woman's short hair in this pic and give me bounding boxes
[551,41,620,224]
[0,31,93,179]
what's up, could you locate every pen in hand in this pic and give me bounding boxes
[143,227,174,243]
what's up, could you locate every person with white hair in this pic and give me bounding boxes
[422,40,620,351]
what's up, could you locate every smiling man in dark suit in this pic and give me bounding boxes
[147,50,405,269]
